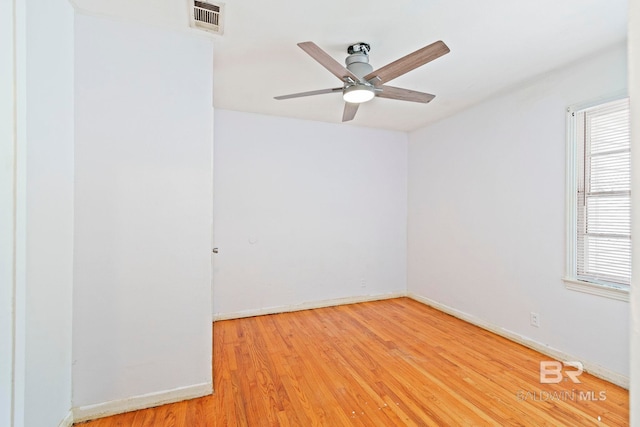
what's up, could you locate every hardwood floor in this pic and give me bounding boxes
[77,298,629,426]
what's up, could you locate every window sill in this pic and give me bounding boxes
[563,278,629,302]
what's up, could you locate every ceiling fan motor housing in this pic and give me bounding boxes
[345,51,373,79]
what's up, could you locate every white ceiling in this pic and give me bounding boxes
[74,0,628,132]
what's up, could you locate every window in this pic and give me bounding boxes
[565,96,631,301]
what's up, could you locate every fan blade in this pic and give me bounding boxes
[376,86,435,103]
[364,40,450,85]
[298,42,359,82]
[342,102,359,122]
[275,87,343,100]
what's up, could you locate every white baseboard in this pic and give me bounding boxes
[72,382,213,423]
[58,410,74,427]
[213,291,407,321]
[408,293,629,389]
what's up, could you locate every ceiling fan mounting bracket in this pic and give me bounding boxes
[347,42,370,55]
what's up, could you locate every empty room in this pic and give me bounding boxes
[2,0,640,426]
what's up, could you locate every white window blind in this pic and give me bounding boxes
[575,98,631,287]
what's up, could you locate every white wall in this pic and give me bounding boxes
[10,0,75,425]
[73,14,214,409]
[629,0,640,422]
[0,0,73,426]
[213,110,407,317]
[0,0,16,423]
[408,44,629,378]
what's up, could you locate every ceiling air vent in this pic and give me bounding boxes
[191,0,224,35]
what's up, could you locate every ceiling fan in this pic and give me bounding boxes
[274,40,450,122]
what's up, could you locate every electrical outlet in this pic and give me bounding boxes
[530,312,540,328]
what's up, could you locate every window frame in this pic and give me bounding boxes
[564,92,630,302]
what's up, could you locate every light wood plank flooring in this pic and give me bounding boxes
[77,298,629,426]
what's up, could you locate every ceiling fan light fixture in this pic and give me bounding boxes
[343,84,375,104]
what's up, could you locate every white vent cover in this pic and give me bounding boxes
[190,0,224,35]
